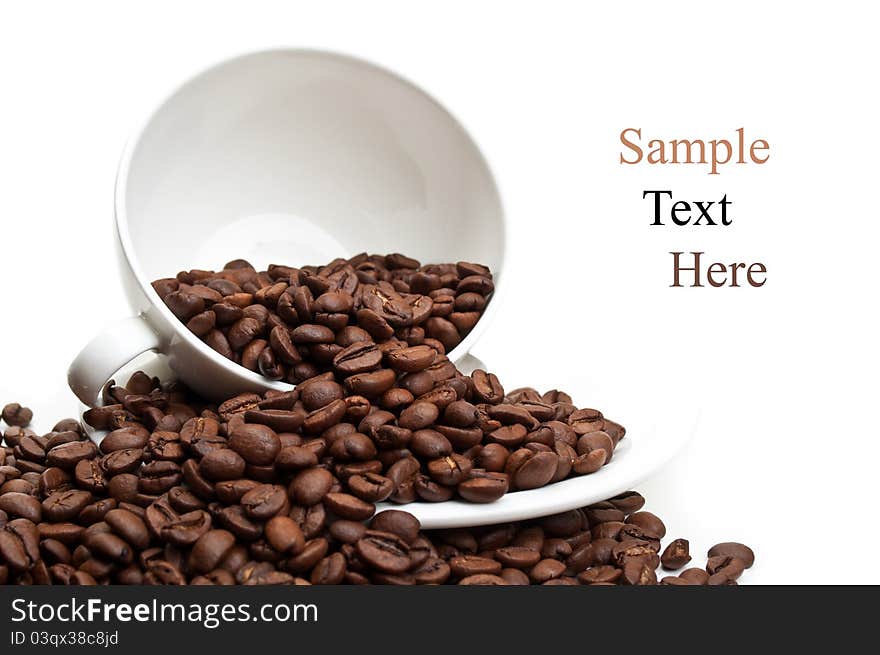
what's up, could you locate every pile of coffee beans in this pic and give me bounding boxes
[89,363,622,503]
[152,254,494,383]
[0,374,752,585]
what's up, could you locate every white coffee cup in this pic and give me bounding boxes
[68,49,506,406]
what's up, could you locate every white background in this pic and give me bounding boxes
[1,1,878,583]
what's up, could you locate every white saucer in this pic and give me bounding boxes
[80,352,695,529]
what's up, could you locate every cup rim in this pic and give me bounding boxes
[114,47,508,391]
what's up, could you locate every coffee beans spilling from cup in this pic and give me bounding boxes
[88,359,622,503]
[152,254,493,384]
[0,395,752,584]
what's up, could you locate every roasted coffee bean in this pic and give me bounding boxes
[0,518,40,571]
[213,479,258,505]
[410,430,452,459]
[332,342,382,375]
[343,369,397,398]
[85,531,133,564]
[39,468,72,497]
[511,451,557,490]
[625,511,666,539]
[291,467,334,506]
[356,531,410,573]
[707,542,755,568]
[161,510,212,547]
[265,516,305,554]
[368,510,420,544]
[679,568,710,585]
[303,399,347,434]
[414,474,454,502]
[275,445,318,471]
[412,557,451,584]
[311,552,347,584]
[347,473,394,503]
[47,441,97,469]
[458,574,508,585]
[457,473,508,503]
[328,432,377,461]
[100,448,143,476]
[2,403,33,427]
[495,546,542,569]
[100,427,150,453]
[198,448,246,481]
[472,370,504,404]
[229,424,281,465]
[398,401,439,431]
[105,509,150,549]
[386,345,436,372]
[218,506,263,542]
[138,461,182,495]
[450,555,502,578]
[323,493,375,521]
[608,491,645,515]
[241,484,288,520]
[0,492,41,522]
[661,538,692,570]
[189,529,236,574]
[42,490,92,522]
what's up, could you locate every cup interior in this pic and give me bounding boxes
[119,50,505,287]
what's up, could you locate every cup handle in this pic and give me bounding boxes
[68,315,162,407]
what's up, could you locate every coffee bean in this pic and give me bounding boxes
[0,492,42,522]
[42,490,92,522]
[100,427,149,453]
[2,403,32,428]
[311,552,347,584]
[458,574,508,585]
[85,531,133,564]
[495,546,542,569]
[189,530,235,573]
[661,538,691,570]
[265,516,305,554]
[608,491,645,515]
[356,531,411,573]
[578,565,623,585]
[161,510,212,547]
[347,473,394,503]
[0,519,41,571]
[105,509,150,550]
[472,370,504,403]
[198,449,246,481]
[323,492,375,521]
[511,451,557,490]
[385,345,436,372]
[47,441,97,470]
[625,511,666,539]
[218,506,262,542]
[706,555,746,582]
[410,430,452,459]
[707,542,755,568]
[457,473,508,503]
[679,568,710,585]
[241,484,288,520]
[529,558,566,583]
[398,401,439,431]
[228,424,281,465]
[291,467,334,506]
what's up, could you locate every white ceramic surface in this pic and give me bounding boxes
[68,49,506,406]
[378,409,696,529]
